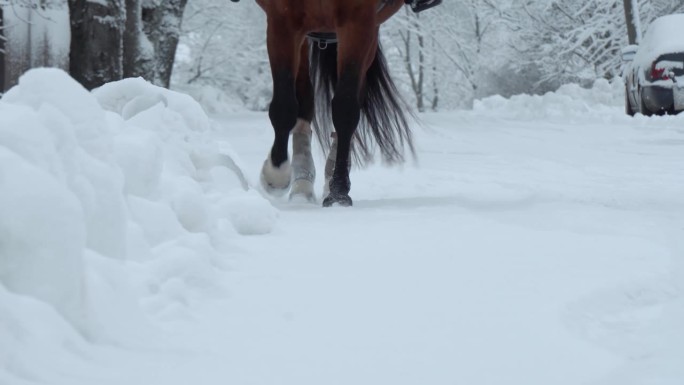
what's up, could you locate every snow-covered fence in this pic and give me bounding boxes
[0,0,69,92]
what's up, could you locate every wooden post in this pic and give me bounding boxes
[623,0,641,45]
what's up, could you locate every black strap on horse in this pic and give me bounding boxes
[305,0,443,49]
[306,0,387,50]
[406,0,442,13]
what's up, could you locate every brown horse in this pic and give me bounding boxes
[254,0,437,207]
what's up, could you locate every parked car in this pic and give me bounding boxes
[623,14,684,116]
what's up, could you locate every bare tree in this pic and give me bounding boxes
[397,9,427,111]
[68,0,188,90]
[2,0,70,90]
[68,0,125,90]
[386,0,519,109]
[1,6,5,92]
[174,0,270,109]
[142,0,188,88]
[123,0,153,79]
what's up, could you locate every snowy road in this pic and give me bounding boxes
[1,75,683,385]
[202,106,682,385]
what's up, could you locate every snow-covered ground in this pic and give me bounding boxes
[1,70,682,385]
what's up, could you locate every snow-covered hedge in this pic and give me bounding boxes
[0,69,276,380]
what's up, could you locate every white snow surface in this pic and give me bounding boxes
[1,71,683,385]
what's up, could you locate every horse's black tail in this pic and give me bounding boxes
[310,41,415,165]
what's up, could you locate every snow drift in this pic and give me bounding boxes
[0,69,276,382]
[472,78,625,122]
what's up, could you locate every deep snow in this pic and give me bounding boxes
[0,71,682,385]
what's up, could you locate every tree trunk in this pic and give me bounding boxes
[417,27,425,113]
[123,0,154,79]
[142,0,188,88]
[431,37,438,111]
[68,0,125,90]
[1,6,5,93]
[401,10,425,112]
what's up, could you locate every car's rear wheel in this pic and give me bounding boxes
[639,90,652,116]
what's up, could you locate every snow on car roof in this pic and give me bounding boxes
[634,14,684,68]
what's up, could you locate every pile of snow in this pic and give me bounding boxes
[472,78,625,122]
[0,69,276,381]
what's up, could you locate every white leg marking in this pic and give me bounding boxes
[290,119,316,202]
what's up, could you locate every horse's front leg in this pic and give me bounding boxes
[260,20,303,196]
[323,21,377,207]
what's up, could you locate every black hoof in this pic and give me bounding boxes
[322,194,353,207]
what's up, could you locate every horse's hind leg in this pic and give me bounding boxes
[260,20,303,195]
[290,42,316,202]
[323,21,377,207]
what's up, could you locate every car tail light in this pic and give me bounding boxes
[651,63,671,80]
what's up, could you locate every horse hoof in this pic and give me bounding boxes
[322,194,353,207]
[289,179,316,203]
[260,158,291,196]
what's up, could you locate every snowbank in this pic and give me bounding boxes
[0,69,276,381]
[472,79,625,122]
